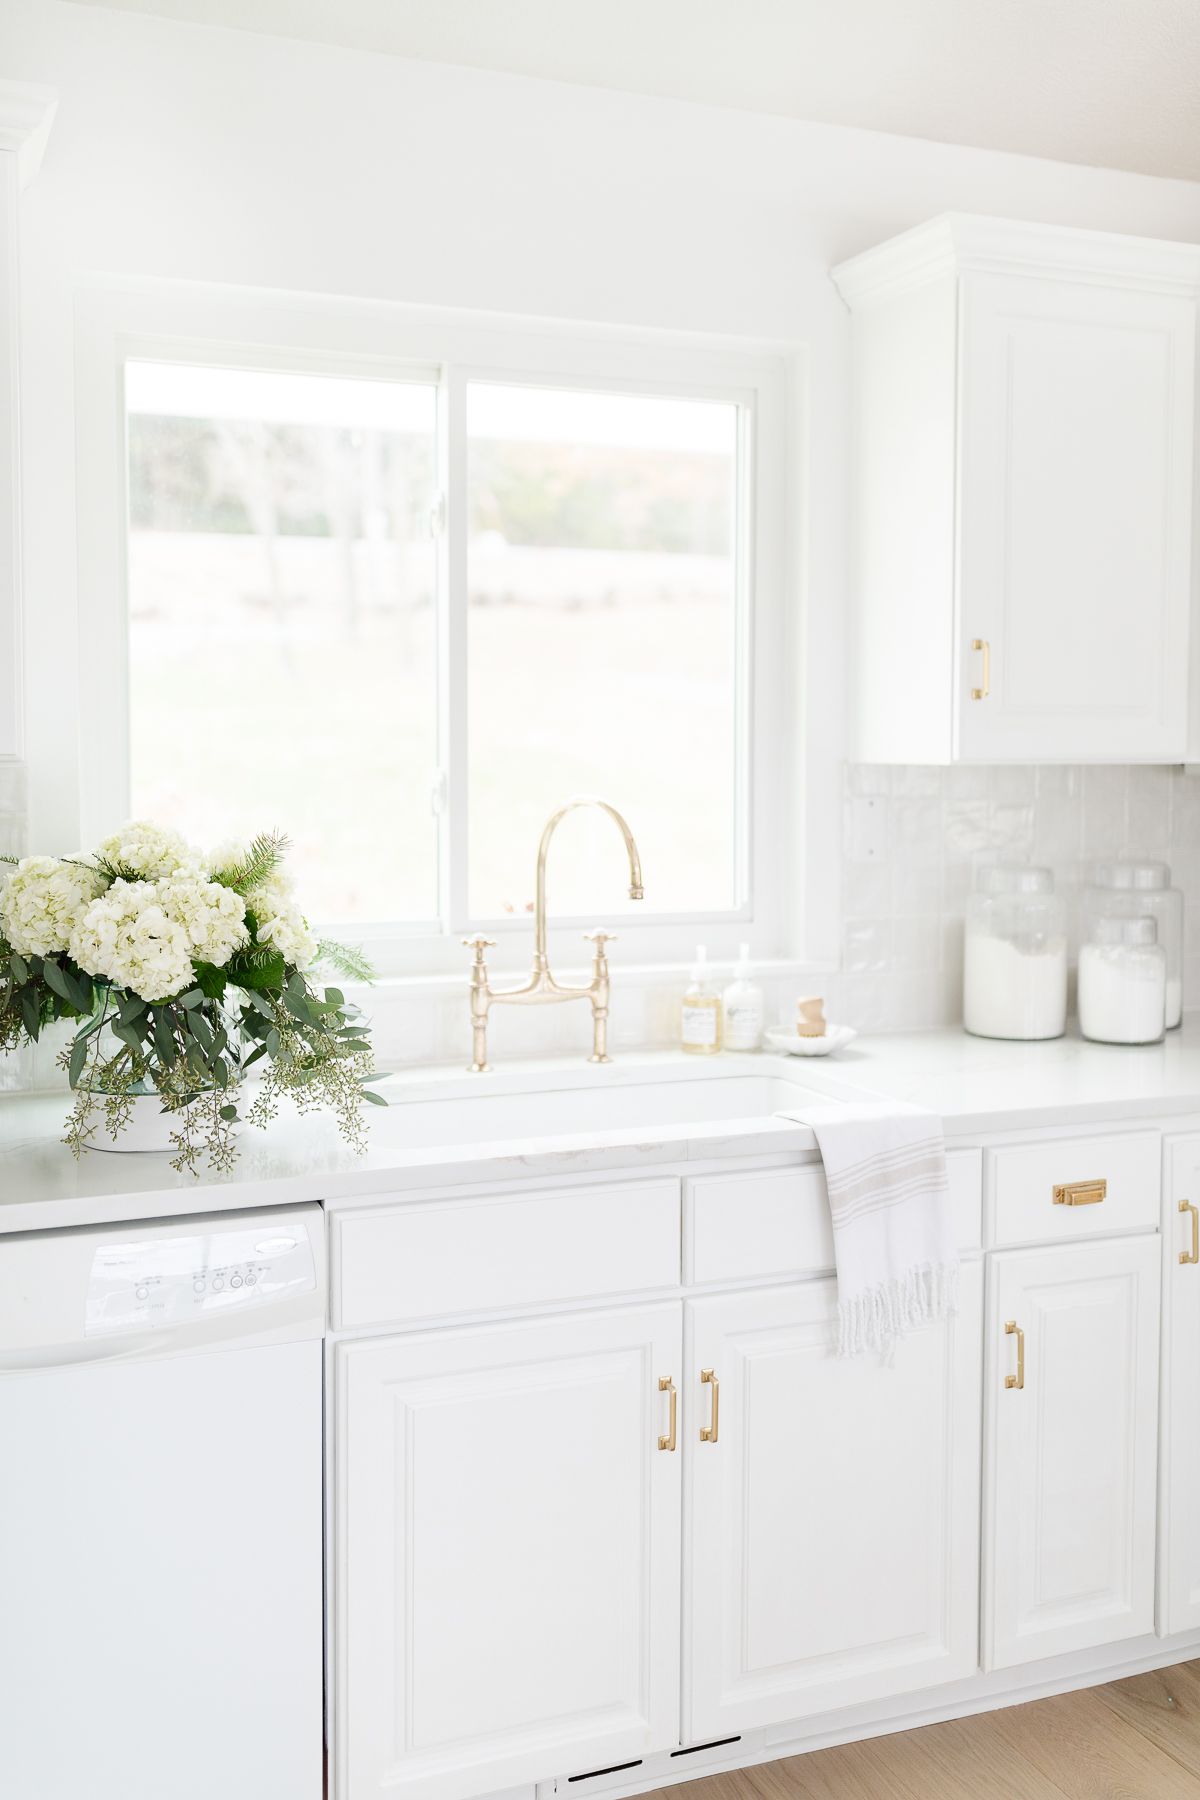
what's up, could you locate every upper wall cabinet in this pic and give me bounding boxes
[833,215,1200,764]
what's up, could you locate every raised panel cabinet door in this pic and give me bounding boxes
[956,274,1194,762]
[334,1303,682,1800]
[1160,1135,1200,1636]
[984,1235,1160,1671]
[683,1262,983,1741]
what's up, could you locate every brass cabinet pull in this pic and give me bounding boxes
[1052,1179,1107,1207]
[700,1368,720,1443]
[1180,1200,1199,1266]
[971,638,990,700]
[1005,1320,1025,1390]
[657,1376,677,1452]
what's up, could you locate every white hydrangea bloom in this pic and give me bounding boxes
[1,855,106,957]
[70,879,196,1002]
[206,838,250,882]
[248,871,317,971]
[97,820,199,882]
[156,878,249,969]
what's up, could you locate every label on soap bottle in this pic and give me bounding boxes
[681,1003,719,1047]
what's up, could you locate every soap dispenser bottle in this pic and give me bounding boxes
[681,946,722,1055]
[723,943,764,1051]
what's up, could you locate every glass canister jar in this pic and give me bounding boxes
[1077,914,1166,1045]
[1084,860,1184,1028]
[963,865,1068,1041]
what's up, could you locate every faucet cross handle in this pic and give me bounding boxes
[584,930,618,952]
[463,936,496,965]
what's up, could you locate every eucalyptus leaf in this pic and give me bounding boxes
[19,990,41,1040]
[152,1011,178,1067]
[219,1104,238,1122]
[10,952,28,984]
[68,1035,89,1087]
[40,960,73,1003]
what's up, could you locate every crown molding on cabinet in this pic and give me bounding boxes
[0,82,58,188]
[832,212,1200,307]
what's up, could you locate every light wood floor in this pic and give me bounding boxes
[644,1662,1200,1800]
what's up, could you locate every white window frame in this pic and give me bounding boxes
[73,278,799,976]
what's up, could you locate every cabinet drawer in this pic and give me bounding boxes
[987,1133,1160,1247]
[687,1149,983,1285]
[331,1177,680,1329]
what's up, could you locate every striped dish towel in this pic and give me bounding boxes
[777,1099,959,1357]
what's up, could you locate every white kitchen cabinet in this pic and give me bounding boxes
[984,1234,1160,1670]
[833,215,1200,764]
[333,1303,682,1800]
[1160,1134,1200,1636]
[682,1261,982,1739]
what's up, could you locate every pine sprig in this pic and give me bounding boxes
[315,938,375,983]
[212,829,291,897]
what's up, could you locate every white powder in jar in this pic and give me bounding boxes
[1078,943,1166,1045]
[963,931,1068,1040]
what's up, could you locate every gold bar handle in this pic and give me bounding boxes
[1181,1200,1199,1266]
[657,1376,677,1452]
[700,1368,720,1443]
[1053,1178,1107,1207]
[971,638,990,700]
[1005,1320,1025,1390]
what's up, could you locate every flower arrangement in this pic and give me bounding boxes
[0,822,381,1173]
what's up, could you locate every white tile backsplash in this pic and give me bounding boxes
[838,763,1200,1034]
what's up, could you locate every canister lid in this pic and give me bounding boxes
[1092,914,1159,946]
[1089,859,1170,891]
[977,863,1054,896]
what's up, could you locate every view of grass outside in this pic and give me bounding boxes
[466,383,740,921]
[126,364,742,929]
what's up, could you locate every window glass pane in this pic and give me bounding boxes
[466,383,740,918]
[125,362,438,923]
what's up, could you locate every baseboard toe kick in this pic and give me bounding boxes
[537,1628,1200,1800]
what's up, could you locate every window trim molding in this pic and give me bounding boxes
[72,275,804,975]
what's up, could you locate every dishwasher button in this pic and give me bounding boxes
[230,1275,243,1289]
[135,1286,149,1301]
[211,1277,224,1293]
[193,1279,205,1294]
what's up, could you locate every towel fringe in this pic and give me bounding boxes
[837,1260,960,1361]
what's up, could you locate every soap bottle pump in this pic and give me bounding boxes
[723,943,764,1051]
[681,946,722,1056]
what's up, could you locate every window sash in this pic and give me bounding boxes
[73,282,794,974]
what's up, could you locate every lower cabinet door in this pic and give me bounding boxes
[683,1262,983,1740]
[1162,1134,1200,1636]
[334,1304,682,1800]
[984,1234,1160,1671]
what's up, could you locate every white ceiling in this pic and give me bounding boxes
[69,0,1200,182]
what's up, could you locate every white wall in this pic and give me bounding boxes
[3,0,1200,1070]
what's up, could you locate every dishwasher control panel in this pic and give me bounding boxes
[85,1221,317,1336]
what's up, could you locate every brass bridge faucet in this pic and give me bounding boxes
[463,798,644,1073]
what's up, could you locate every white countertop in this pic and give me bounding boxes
[4,1023,1200,1235]
[793,1019,1200,1133]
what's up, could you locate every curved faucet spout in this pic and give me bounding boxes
[534,797,644,965]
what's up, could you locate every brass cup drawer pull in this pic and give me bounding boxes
[1005,1320,1025,1390]
[1052,1178,1107,1207]
[1181,1200,1199,1266]
[657,1376,677,1452]
[700,1368,720,1443]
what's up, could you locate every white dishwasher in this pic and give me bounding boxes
[0,1204,325,1800]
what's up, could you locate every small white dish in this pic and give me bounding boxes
[764,1024,857,1058]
